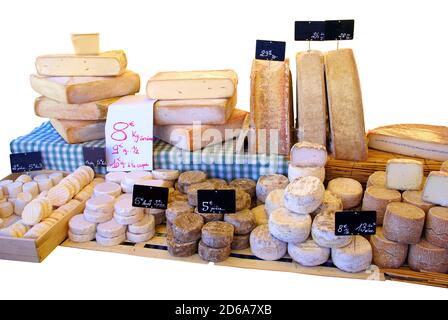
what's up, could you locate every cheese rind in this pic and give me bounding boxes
[367,171,387,188]
[327,178,363,210]
[288,165,325,183]
[408,239,448,273]
[422,171,448,207]
[50,119,105,144]
[288,239,330,267]
[249,224,287,261]
[383,202,425,244]
[425,207,448,249]
[166,235,198,257]
[256,174,289,203]
[290,142,327,167]
[172,212,204,243]
[402,190,435,214]
[361,187,402,225]
[268,208,311,244]
[331,236,373,273]
[97,218,126,238]
[284,176,325,214]
[201,221,234,248]
[264,189,285,216]
[231,233,251,250]
[386,159,424,191]
[312,211,353,248]
[370,227,408,269]
[325,49,367,161]
[198,240,231,262]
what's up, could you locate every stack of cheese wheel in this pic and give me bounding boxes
[168,212,203,258]
[288,142,327,183]
[224,209,256,250]
[199,221,234,262]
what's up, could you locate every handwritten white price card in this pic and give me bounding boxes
[105,95,155,172]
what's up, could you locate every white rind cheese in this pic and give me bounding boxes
[283,176,324,214]
[288,239,330,267]
[312,211,353,249]
[264,189,285,216]
[268,208,311,244]
[331,236,373,273]
[250,225,287,261]
[256,174,289,203]
[288,165,325,183]
[327,178,363,210]
[69,214,97,235]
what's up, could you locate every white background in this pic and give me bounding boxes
[1,0,448,300]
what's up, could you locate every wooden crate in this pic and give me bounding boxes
[0,171,85,262]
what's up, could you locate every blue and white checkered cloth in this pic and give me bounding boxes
[10,122,289,180]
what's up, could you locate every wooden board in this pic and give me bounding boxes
[326,149,443,185]
[382,268,448,289]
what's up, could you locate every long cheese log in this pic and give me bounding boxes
[296,51,327,146]
[249,59,293,155]
[325,49,368,161]
[50,119,105,144]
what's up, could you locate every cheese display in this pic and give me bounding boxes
[383,202,425,244]
[325,49,367,161]
[361,187,402,225]
[296,51,327,146]
[331,236,373,273]
[424,207,448,249]
[288,239,330,267]
[386,159,423,191]
[255,174,289,203]
[250,59,293,155]
[284,177,325,214]
[290,142,327,167]
[408,240,448,273]
[368,124,448,162]
[370,227,408,269]
[268,208,311,244]
[422,171,448,206]
[249,224,287,261]
[367,171,387,188]
[327,178,363,210]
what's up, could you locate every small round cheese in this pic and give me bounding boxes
[186,181,215,207]
[383,202,425,244]
[69,214,97,235]
[256,174,289,203]
[84,209,113,224]
[13,192,33,216]
[86,194,115,213]
[22,182,39,198]
[16,175,32,184]
[114,210,144,225]
[178,171,207,193]
[250,225,287,261]
[0,180,13,196]
[402,190,435,214]
[370,227,408,269]
[251,205,268,226]
[6,182,23,198]
[264,189,285,216]
[33,174,49,182]
[36,178,53,192]
[68,230,96,243]
[288,165,325,183]
[327,178,363,209]
[165,201,194,223]
[96,233,126,246]
[229,179,256,198]
[195,209,224,223]
[284,176,325,214]
[128,214,155,235]
[96,218,126,238]
[311,191,343,218]
[231,233,250,250]
[201,221,234,248]
[235,189,251,212]
[0,202,14,219]
[290,142,327,167]
[361,187,402,225]
[224,209,256,235]
[147,209,166,226]
[311,211,353,249]
[22,199,50,226]
[269,208,311,244]
[166,235,198,257]
[198,240,231,262]
[47,185,72,207]
[425,207,448,249]
[48,172,64,185]
[152,169,180,181]
[105,172,127,184]
[367,171,387,188]
[332,236,373,273]
[288,239,330,267]
[94,182,121,198]
[126,230,155,243]
[172,212,204,242]
[408,239,448,273]
[441,160,448,173]
[114,197,144,217]
[206,178,228,189]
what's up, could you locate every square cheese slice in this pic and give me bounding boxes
[386,159,424,191]
[36,50,127,77]
[146,69,237,100]
[30,71,140,104]
[51,119,105,144]
[423,171,448,206]
[154,109,248,151]
[154,93,236,125]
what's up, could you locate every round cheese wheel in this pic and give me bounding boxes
[311,191,343,218]
[72,171,90,188]
[269,208,311,244]
[198,240,231,262]
[178,171,207,194]
[186,181,215,207]
[136,179,174,189]
[251,205,268,226]
[195,209,224,223]
[22,200,47,226]
[231,233,250,250]
[94,182,121,198]
[332,236,373,273]
[166,201,194,223]
[167,236,198,257]
[147,209,166,226]
[13,192,33,216]
[290,142,328,167]
[96,233,126,246]
[402,190,435,214]
[172,212,204,243]
[441,160,448,173]
[23,182,39,198]
[256,174,289,203]
[311,211,353,248]
[250,225,287,261]
[58,180,76,198]
[114,198,144,217]
[0,202,14,219]
[0,180,13,196]
[84,209,113,223]
[69,230,95,243]
[152,169,180,181]
[169,190,188,203]
[383,202,425,244]
[367,171,387,188]
[408,239,448,273]
[327,178,363,210]
[69,214,97,235]
[361,187,402,225]
[229,179,256,198]
[7,182,23,198]
[207,178,228,189]
[264,189,285,216]
[86,194,115,213]
[48,172,64,186]
[105,172,127,184]
[97,218,126,238]
[126,230,154,243]
[201,221,234,248]
[288,165,325,183]
[114,210,144,226]
[425,207,448,249]
[47,185,72,207]
[224,209,256,235]
[37,178,53,192]
[370,227,408,269]
[284,176,325,214]
[90,177,105,187]
[16,175,32,184]
[128,214,155,235]
[288,239,330,267]
[235,189,251,212]
[77,166,95,181]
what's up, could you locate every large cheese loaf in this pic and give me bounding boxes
[386,159,423,191]
[408,239,448,273]
[268,208,311,244]
[154,94,236,125]
[288,239,330,267]
[30,71,140,104]
[147,69,237,100]
[154,109,248,151]
[383,202,425,244]
[50,119,105,144]
[367,124,448,162]
[361,187,402,225]
[324,49,367,161]
[296,51,327,146]
[422,171,448,207]
[35,50,127,77]
[331,236,373,273]
[249,224,287,261]
[425,207,448,249]
[370,227,408,269]
[249,59,293,155]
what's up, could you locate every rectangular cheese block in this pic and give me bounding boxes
[35,50,127,77]
[154,109,248,151]
[296,51,327,146]
[35,96,123,120]
[325,49,368,161]
[249,59,293,155]
[386,159,423,191]
[30,71,140,104]
[71,33,100,55]
[154,93,236,125]
[423,171,448,206]
[368,124,448,162]
[50,119,105,144]
[147,69,237,100]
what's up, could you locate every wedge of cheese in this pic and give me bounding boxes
[296,51,327,146]
[249,59,293,155]
[71,33,100,55]
[154,109,248,151]
[30,71,140,104]
[35,50,127,77]
[51,119,105,144]
[154,93,236,125]
[325,49,368,161]
[35,96,122,120]
[147,69,237,100]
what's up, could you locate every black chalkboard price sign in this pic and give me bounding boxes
[82,147,107,168]
[325,20,355,40]
[132,185,169,210]
[335,211,377,236]
[10,152,44,173]
[255,40,286,62]
[197,189,236,214]
[295,21,326,41]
